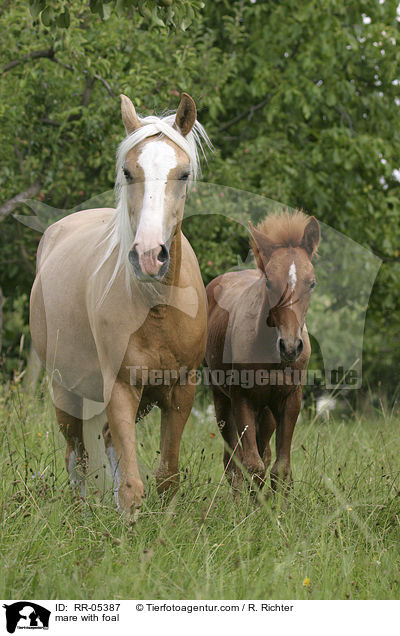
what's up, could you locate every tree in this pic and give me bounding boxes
[1,0,399,398]
[199,1,400,398]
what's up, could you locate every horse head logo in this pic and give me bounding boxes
[2,602,50,633]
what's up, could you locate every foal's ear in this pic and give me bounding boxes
[301,216,320,259]
[249,222,275,273]
[120,94,142,135]
[174,93,197,136]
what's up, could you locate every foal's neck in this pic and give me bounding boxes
[255,278,275,336]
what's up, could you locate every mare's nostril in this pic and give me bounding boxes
[128,245,139,268]
[157,244,169,264]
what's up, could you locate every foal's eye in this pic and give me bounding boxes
[179,172,190,181]
[123,167,133,183]
[265,278,272,290]
[310,280,316,291]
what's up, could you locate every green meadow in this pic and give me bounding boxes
[0,384,399,600]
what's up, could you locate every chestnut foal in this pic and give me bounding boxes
[205,211,320,493]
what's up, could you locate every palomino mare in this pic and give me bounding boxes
[30,93,209,514]
[205,211,320,492]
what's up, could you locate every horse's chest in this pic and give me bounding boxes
[121,307,204,374]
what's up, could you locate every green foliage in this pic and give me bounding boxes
[202,1,400,396]
[0,294,30,378]
[28,0,204,30]
[1,0,399,396]
[2,294,29,350]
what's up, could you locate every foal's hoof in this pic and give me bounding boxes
[243,458,266,490]
[270,473,293,496]
[226,468,243,493]
[251,472,267,489]
[156,469,179,502]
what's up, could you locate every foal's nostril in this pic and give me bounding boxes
[157,243,169,264]
[296,338,304,358]
[278,338,286,356]
[128,245,139,268]
[278,337,302,361]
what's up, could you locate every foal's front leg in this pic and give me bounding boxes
[212,387,243,491]
[156,383,196,498]
[105,380,144,513]
[270,388,302,492]
[231,393,265,487]
[257,406,276,471]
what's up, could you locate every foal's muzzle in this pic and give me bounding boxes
[278,336,304,363]
[129,243,170,280]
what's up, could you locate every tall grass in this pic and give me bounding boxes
[0,384,399,600]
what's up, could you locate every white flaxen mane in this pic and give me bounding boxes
[96,112,211,302]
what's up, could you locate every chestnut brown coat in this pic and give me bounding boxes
[205,211,320,491]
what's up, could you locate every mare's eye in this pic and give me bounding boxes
[265,278,272,290]
[179,172,190,181]
[310,280,316,291]
[123,167,133,183]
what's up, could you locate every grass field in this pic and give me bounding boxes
[0,384,399,600]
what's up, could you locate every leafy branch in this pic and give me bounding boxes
[2,47,54,73]
[1,47,115,98]
[0,182,41,223]
[217,96,271,133]
[370,245,400,264]
[27,0,204,30]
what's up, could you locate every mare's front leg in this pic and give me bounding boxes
[231,392,265,487]
[270,388,302,492]
[53,383,87,499]
[105,380,144,513]
[156,383,195,498]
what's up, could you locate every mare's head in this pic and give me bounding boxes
[250,211,320,363]
[115,93,210,281]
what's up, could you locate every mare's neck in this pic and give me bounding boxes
[164,223,182,289]
[139,223,182,313]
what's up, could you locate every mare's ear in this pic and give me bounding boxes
[249,222,275,274]
[174,93,197,136]
[300,216,320,259]
[120,94,142,135]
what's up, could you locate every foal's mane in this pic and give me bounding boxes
[96,111,211,302]
[254,209,310,249]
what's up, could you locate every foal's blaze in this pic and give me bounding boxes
[206,210,320,494]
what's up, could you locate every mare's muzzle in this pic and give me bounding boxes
[129,243,170,280]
